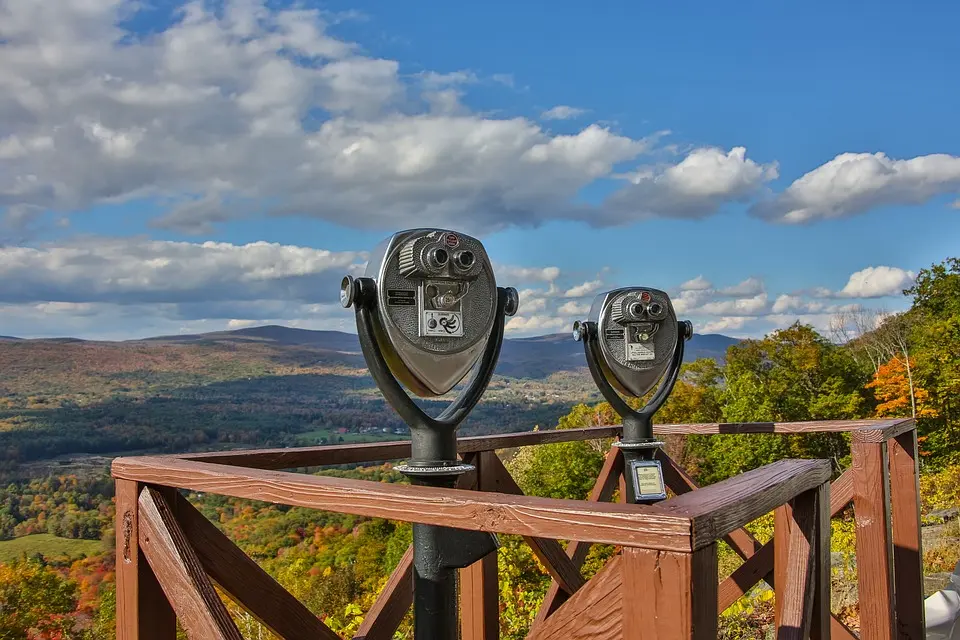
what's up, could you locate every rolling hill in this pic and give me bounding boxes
[0,326,739,470]
[142,325,739,378]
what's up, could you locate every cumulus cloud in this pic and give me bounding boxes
[0,299,352,340]
[557,300,591,316]
[504,314,568,333]
[835,266,916,298]
[752,152,960,223]
[541,106,587,121]
[0,237,363,304]
[699,317,748,334]
[698,293,768,316]
[0,0,664,236]
[495,264,561,283]
[680,275,713,291]
[718,277,765,297]
[601,147,779,223]
[563,279,604,298]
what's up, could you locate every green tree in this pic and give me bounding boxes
[903,257,960,465]
[0,557,79,639]
[692,323,867,483]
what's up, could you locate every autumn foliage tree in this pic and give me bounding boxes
[866,357,937,419]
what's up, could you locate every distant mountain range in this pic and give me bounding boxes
[140,325,739,378]
[3,324,739,379]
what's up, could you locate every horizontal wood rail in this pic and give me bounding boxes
[114,417,921,640]
[174,418,911,470]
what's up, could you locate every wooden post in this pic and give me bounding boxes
[115,480,176,640]
[852,440,896,640]
[889,429,925,640]
[459,451,499,640]
[811,483,832,640]
[774,501,793,629]
[623,545,718,640]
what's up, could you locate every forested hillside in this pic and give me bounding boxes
[1,257,958,639]
[0,327,732,474]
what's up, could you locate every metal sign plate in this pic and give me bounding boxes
[630,459,667,502]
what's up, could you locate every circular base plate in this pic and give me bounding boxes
[394,463,476,477]
[613,440,666,450]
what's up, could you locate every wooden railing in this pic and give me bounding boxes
[112,417,921,640]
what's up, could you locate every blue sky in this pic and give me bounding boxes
[1,0,958,339]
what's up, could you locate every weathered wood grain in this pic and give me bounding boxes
[853,440,896,640]
[177,425,623,469]
[171,420,909,469]
[658,451,763,561]
[774,502,792,630]
[532,447,623,626]
[173,493,338,640]
[113,456,695,550]
[890,429,925,640]
[138,487,242,640]
[653,418,909,441]
[829,467,854,514]
[115,480,176,640]
[811,484,831,640]
[526,556,624,640]
[656,458,832,550]
[776,489,818,640]
[625,545,718,640]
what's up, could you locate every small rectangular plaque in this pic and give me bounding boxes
[422,310,463,337]
[626,341,655,361]
[630,459,666,501]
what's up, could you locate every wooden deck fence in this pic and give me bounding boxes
[112,417,922,639]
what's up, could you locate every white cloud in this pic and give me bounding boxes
[698,293,768,316]
[835,266,916,298]
[601,146,779,223]
[0,0,660,237]
[516,289,549,314]
[563,279,604,298]
[226,318,261,330]
[557,300,591,316]
[0,237,363,304]
[771,294,831,314]
[718,277,764,297]
[680,275,713,291]
[504,314,568,333]
[495,264,560,284]
[699,317,747,334]
[0,299,352,340]
[752,152,960,223]
[541,106,587,121]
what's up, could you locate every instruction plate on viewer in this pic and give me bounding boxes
[630,459,666,502]
[626,342,655,361]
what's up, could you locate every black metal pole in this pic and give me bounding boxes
[347,279,511,640]
[410,475,460,640]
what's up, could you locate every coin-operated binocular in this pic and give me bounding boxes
[340,228,518,640]
[573,287,693,505]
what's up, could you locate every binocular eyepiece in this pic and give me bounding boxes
[341,228,517,398]
[574,287,691,398]
[339,230,694,638]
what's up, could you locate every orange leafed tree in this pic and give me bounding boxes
[865,357,938,419]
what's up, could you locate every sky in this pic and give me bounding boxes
[1,0,959,341]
